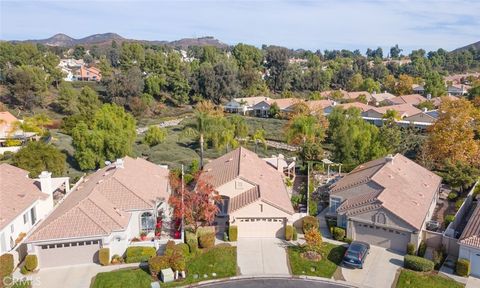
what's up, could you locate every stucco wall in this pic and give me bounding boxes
[350,208,415,232]
[216,178,255,199]
[230,200,291,223]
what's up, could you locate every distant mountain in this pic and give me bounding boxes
[452,41,480,53]
[12,33,228,49]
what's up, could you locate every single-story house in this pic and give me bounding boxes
[345,91,373,103]
[323,102,375,115]
[251,98,298,117]
[364,104,422,119]
[371,91,396,104]
[223,96,271,114]
[431,95,459,107]
[328,154,442,253]
[458,204,480,277]
[385,94,427,106]
[403,110,439,124]
[74,65,102,81]
[0,164,69,262]
[447,85,468,96]
[25,157,171,268]
[199,147,294,238]
[412,85,425,95]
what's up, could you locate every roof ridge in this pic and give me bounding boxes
[111,177,152,208]
[87,195,126,228]
[78,201,111,233]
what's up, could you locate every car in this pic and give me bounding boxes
[342,241,370,269]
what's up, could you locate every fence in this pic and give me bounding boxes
[424,230,443,250]
[444,181,478,238]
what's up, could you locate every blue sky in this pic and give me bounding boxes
[0,0,479,53]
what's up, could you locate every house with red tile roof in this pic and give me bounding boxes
[458,193,480,277]
[25,157,171,268]
[328,154,442,253]
[224,96,271,114]
[0,164,69,263]
[251,98,299,117]
[74,65,101,81]
[384,94,427,106]
[199,147,294,238]
[0,111,39,150]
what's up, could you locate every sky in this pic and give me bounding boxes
[0,0,479,53]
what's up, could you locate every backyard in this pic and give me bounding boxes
[396,269,464,288]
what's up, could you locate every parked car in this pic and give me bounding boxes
[342,241,370,269]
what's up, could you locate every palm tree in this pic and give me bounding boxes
[251,129,267,153]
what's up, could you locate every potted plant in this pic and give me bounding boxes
[140,231,147,241]
[155,219,162,237]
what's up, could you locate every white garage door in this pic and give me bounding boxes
[38,240,101,268]
[471,252,480,277]
[236,218,285,238]
[353,223,410,253]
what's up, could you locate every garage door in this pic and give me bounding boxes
[471,252,480,277]
[353,223,409,253]
[37,240,101,268]
[236,218,285,238]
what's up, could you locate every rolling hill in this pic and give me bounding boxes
[452,41,480,53]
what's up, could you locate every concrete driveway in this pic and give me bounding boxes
[237,238,290,275]
[341,246,404,288]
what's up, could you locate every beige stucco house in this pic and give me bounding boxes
[25,157,171,268]
[328,154,442,253]
[199,147,294,238]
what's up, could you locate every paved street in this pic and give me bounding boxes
[341,245,404,288]
[237,238,290,275]
[198,278,353,288]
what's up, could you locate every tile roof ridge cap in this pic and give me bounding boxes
[87,194,126,227]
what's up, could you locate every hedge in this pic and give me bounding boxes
[148,256,170,276]
[445,214,455,227]
[187,238,198,254]
[199,232,215,249]
[125,246,156,263]
[292,228,298,241]
[417,241,426,257]
[0,253,14,282]
[302,216,319,233]
[165,240,176,257]
[99,248,110,266]
[228,226,238,242]
[170,249,186,271]
[285,225,293,241]
[332,227,345,241]
[175,243,189,256]
[407,243,416,255]
[24,255,38,272]
[456,258,470,277]
[404,255,434,272]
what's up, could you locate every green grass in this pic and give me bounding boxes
[396,269,464,288]
[162,245,237,287]
[239,116,287,142]
[288,243,346,278]
[91,268,152,288]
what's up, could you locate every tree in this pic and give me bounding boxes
[382,109,401,123]
[72,104,137,170]
[72,45,85,60]
[251,128,267,153]
[439,161,480,192]
[77,86,101,120]
[304,228,322,250]
[265,46,290,92]
[424,71,446,97]
[268,102,281,118]
[390,44,403,59]
[417,100,435,111]
[232,43,263,69]
[229,115,248,140]
[12,142,66,178]
[6,65,48,109]
[347,73,363,91]
[168,174,221,232]
[143,126,167,146]
[56,82,79,115]
[286,114,328,146]
[395,74,414,95]
[361,77,381,93]
[104,66,144,105]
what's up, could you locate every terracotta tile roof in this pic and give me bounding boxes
[233,96,271,107]
[337,102,375,112]
[372,104,422,118]
[27,157,169,242]
[388,94,427,106]
[460,203,480,248]
[372,92,396,102]
[432,95,459,107]
[228,186,260,213]
[268,98,299,110]
[345,91,373,102]
[330,154,442,230]
[0,164,49,230]
[200,147,294,214]
[305,100,336,111]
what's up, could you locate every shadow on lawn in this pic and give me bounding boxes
[327,245,347,264]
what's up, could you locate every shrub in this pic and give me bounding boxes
[447,192,458,201]
[417,241,426,257]
[125,246,156,263]
[433,249,444,270]
[456,258,470,277]
[111,254,124,264]
[292,228,298,241]
[228,226,238,242]
[304,228,322,250]
[165,240,176,257]
[170,250,186,272]
[199,232,215,249]
[175,243,190,256]
[187,238,198,254]
[24,254,38,272]
[185,230,197,242]
[0,253,14,281]
[404,255,434,272]
[302,216,319,233]
[455,198,466,211]
[285,225,293,241]
[98,248,110,266]
[332,227,346,241]
[20,265,29,275]
[143,126,167,146]
[445,214,455,227]
[148,256,170,276]
[407,243,416,255]
[344,238,353,244]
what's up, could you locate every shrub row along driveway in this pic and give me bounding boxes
[237,238,290,275]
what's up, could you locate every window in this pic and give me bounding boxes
[10,225,14,233]
[23,213,29,224]
[375,213,387,224]
[259,204,263,213]
[330,197,341,211]
[30,207,37,225]
[140,212,155,233]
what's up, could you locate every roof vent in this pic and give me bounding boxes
[17,193,26,198]
[412,200,419,206]
[114,158,124,169]
[385,154,394,163]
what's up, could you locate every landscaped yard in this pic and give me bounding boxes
[287,242,346,278]
[91,268,152,288]
[396,269,464,288]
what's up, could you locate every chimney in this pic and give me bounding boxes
[39,171,53,194]
[115,158,124,169]
[385,154,394,164]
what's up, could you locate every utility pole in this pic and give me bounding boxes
[181,164,185,241]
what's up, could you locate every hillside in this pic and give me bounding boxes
[452,41,480,53]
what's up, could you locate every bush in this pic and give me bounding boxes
[302,216,319,233]
[228,225,238,242]
[455,198,466,211]
[447,192,458,201]
[125,246,156,263]
[187,238,198,254]
[185,230,197,242]
[20,265,29,275]
[175,243,189,256]
[0,253,14,282]
[332,227,346,241]
[344,238,353,244]
[445,214,455,227]
[407,243,416,255]
[111,254,124,264]
[417,241,426,257]
[433,249,444,270]
[143,126,167,146]
[199,232,215,249]
[148,256,170,276]
[304,228,322,249]
[292,228,298,241]
[170,250,186,272]
[165,240,176,257]
[24,254,38,272]
[404,255,434,272]
[285,225,293,241]
[98,248,110,266]
[456,258,470,277]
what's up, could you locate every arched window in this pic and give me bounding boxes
[140,212,155,232]
[375,212,387,225]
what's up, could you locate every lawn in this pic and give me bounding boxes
[287,242,346,278]
[396,269,464,288]
[91,268,152,288]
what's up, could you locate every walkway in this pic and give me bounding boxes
[237,238,290,276]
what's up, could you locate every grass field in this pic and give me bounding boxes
[287,243,346,278]
[396,269,464,288]
[91,268,152,288]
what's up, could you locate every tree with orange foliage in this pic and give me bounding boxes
[168,173,221,232]
[304,228,323,251]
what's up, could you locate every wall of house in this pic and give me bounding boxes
[216,178,256,199]
[403,113,435,123]
[458,244,478,262]
[350,208,415,232]
[230,200,291,223]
